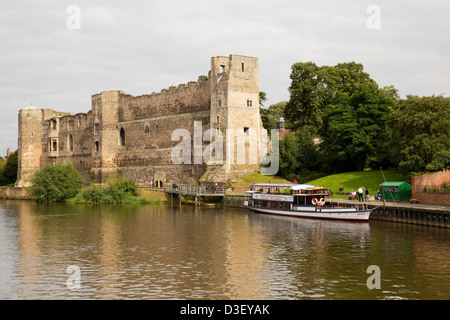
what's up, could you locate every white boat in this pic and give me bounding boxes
[244,183,371,221]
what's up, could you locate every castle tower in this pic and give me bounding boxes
[91,91,122,183]
[204,54,261,182]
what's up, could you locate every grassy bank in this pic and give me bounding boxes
[228,170,411,199]
[306,169,411,199]
[231,173,293,187]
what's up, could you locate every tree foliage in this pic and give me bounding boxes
[70,175,140,204]
[260,101,288,132]
[285,61,374,130]
[384,95,450,173]
[28,163,84,202]
[320,83,395,171]
[0,151,18,185]
[278,127,324,182]
[283,61,394,172]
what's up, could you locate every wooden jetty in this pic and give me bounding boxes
[165,183,226,206]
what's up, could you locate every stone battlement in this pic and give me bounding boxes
[15,55,263,188]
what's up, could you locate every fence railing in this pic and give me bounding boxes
[165,184,226,196]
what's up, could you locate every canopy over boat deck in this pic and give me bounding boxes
[248,183,330,196]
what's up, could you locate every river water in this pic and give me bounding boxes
[0,199,449,300]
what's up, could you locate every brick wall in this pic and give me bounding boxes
[411,170,450,205]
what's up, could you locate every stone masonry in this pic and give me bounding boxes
[15,55,264,187]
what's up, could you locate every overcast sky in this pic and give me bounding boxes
[1,0,449,156]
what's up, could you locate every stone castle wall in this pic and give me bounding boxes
[15,55,263,188]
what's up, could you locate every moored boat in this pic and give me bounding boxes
[244,183,371,221]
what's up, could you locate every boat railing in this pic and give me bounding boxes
[293,203,369,212]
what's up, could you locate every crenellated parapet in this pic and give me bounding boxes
[16,54,262,187]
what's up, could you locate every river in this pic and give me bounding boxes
[0,199,449,300]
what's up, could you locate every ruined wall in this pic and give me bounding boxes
[115,75,212,186]
[119,75,210,122]
[16,108,71,187]
[16,55,262,188]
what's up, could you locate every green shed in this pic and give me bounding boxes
[379,182,412,202]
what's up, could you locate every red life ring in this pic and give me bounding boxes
[312,198,318,205]
[318,198,326,205]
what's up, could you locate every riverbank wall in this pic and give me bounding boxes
[224,193,450,228]
[0,187,32,200]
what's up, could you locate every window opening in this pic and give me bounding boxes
[120,128,125,146]
[69,134,74,152]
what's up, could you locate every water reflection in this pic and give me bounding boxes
[0,200,449,300]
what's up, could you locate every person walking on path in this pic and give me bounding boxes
[358,186,364,202]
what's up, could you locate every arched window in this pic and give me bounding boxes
[52,140,57,151]
[69,134,74,152]
[120,128,125,146]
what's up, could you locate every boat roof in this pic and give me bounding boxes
[250,183,297,187]
[250,183,324,190]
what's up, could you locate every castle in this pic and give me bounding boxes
[15,55,265,187]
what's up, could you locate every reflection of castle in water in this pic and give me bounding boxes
[2,200,448,299]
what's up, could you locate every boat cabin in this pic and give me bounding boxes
[246,183,331,208]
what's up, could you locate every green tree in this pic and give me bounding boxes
[28,163,84,202]
[2,151,18,185]
[259,91,267,107]
[260,101,288,132]
[278,127,323,182]
[386,95,450,173]
[285,61,375,131]
[0,157,6,185]
[279,133,299,180]
[320,83,394,171]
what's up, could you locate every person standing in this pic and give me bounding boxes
[358,186,364,202]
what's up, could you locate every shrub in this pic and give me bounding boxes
[106,176,139,202]
[28,164,84,202]
[69,175,141,204]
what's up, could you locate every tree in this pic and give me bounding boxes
[279,133,300,180]
[2,151,18,185]
[386,95,450,173]
[260,101,288,132]
[0,157,5,185]
[285,61,375,131]
[321,83,394,171]
[28,163,84,202]
[259,91,267,107]
[278,127,323,182]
